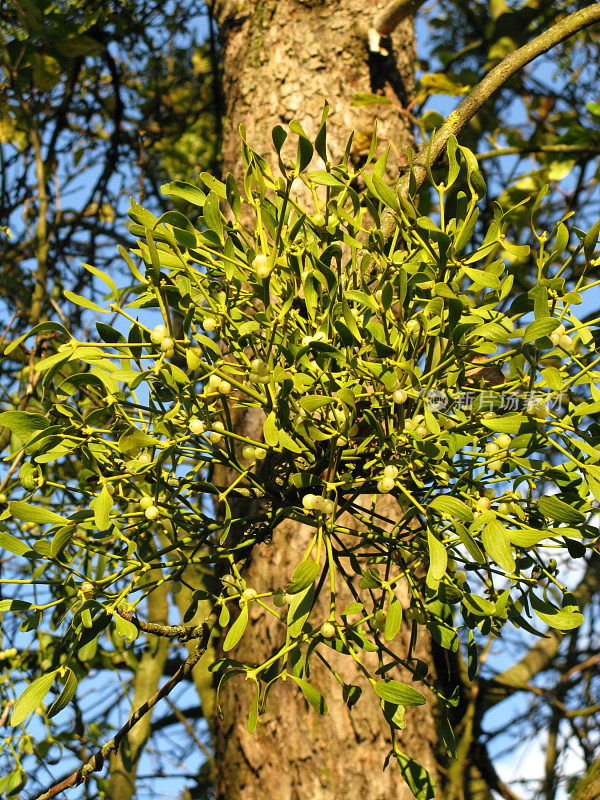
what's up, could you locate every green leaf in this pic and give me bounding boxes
[299,395,334,412]
[225,173,241,220]
[539,495,586,524]
[373,679,426,706]
[51,525,75,557]
[429,496,473,522]
[203,191,223,240]
[63,290,108,313]
[0,599,34,612]
[9,501,67,526]
[0,412,50,445]
[247,683,260,733]
[11,670,58,726]
[278,429,302,453]
[263,412,279,447]
[584,217,600,262]
[454,522,485,564]
[541,367,563,392]
[467,629,478,680]
[161,181,206,207]
[287,584,314,638]
[34,350,71,373]
[295,132,313,172]
[47,669,77,718]
[114,614,139,643]
[462,265,500,290]
[4,320,70,356]
[523,318,559,344]
[396,751,436,800]
[289,675,328,714]
[272,125,287,154]
[481,519,516,573]
[384,597,403,642]
[93,486,113,532]
[427,619,459,652]
[223,603,249,651]
[531,594,584,631]
[462,593,495,617]
[287,560,320,594]
[351,92,393,107]
[0,530,33,557]
[307,170,345,187]
[426,531,447,585]
[418,71,469,97]
[83,263,118,300]
[118,428,159,453]
[481,414,524,435]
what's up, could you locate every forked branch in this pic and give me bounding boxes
[30,617,215,800]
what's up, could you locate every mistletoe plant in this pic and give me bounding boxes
[1,116,600,797]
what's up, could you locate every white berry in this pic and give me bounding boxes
[150,325,168,345]
[189,418,205,435]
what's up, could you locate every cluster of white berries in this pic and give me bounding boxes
[139,495,159,520]
[405,319,421,337]
[205,373,232,395]
[377,464,399,494]
[241,444,267,461]
[485,434,512,471]
[550,324,574,351]
[150,325,175,358]
[208,420,225,444]
[473,487,522,517]
[302,494,335,515]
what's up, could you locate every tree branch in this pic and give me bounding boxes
[373,0,427,35]
[117,607,209,642]
[382,1,600,238]
[476,143,600,162]
[369,0,427,54]
[482,554,600,710]
[29,616,215,800]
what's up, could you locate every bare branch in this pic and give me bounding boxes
[373,0,427,35]
[369,0,427,54]
[117,608,209,642]
[476,143,600,162]
[29,616,215,800]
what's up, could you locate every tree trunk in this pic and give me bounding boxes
[210,3,442,799]
[571,759,600,800]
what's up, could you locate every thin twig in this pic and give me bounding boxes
[476,143,600,162]
[29,616,215,800]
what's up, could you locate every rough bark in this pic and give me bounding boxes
[210,3,443,799]
[213,0,414,187]
[571,758,600,800]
